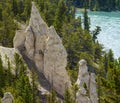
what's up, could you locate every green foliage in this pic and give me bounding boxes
[0,53,40,103]
[47,88,59,103]
[84,8,90,31]
[96,49,120,103]
[94,41,103,62]
[0,55,5,96]
[0,0,33,47]
[0,1,120,103]
[73,0,120,11]
[14,53,22,79]
[31,68,40,103]
[71,84,79,102]
[92,26,101,43]
[23,0,32,22]
[99,67,120,103]
[0,5,17,47]
[63,87,74,103]
[54,0,67,33]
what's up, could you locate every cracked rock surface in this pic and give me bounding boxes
[13,2,71,96]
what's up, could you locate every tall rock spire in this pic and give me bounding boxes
[76,59,98,103]
[14,2,71,96]
[29,2,48,35]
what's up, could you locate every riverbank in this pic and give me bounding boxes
[76,8,90,12]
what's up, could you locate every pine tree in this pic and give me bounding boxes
[6,56,13,86]
[72,84,79,102]
[108,49,114,68]
[22,0,32,22]
[54,0,67,33]
[0,55,5,96]
[0,4,17,47]
[103,53,109,74]
[12,0,18,16]
[84,1,90,31]
[14,53,22,79]
[92,26,101,43]
[94,41,103,62]
[63,88,74,103]
[0,5,2,21]
[16,60,33,103]
[31,68,40,103]
[47,88,59,103]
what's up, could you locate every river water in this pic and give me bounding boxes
[76,11,120,58]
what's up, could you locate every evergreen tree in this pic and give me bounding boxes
[17,0,24,14]
[14,53,22,79]
[54,0,67,33]
[73,0,120,11]
[94,41,103,62]
[103,53,109,74]
[22,0,32,22]
[72,84,79,102]
[47,88,59,103]
[92,26,101,43]
[63,88,74,103]
[6,56,13,86]
[0,4,17,47]
[108,49,114,68]
[12,0,18,16]
[0,55,5,96]
[31,68,40,103]
[0,5,2,21]
[83,7,90,31]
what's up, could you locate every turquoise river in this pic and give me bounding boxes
[76,11,120,58]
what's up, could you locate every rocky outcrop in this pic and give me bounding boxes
[0,46,17,70]
[13,2,71,96]
[0,2,99,103]
[76,59,98,103]
[1,92,14,103]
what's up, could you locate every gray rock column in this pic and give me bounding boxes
[1,92,14,103]
[76,59,98,103]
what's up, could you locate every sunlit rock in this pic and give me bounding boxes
[1,92,14,103]
[76,59,98,103]
[14,2,71,96]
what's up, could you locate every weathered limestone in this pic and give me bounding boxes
[13,30,27,49]
[1,92,14,103]
[14,2,71,96]
[0,2,99,102]
[76,59,98,103]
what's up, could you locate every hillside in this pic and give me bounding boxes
[0,0,120,103]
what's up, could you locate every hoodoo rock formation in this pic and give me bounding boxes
[0,2,99,102]
[76,59,98,103]
[1,92,14,103]
[13,2,71,96]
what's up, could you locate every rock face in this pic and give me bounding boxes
[1,92,14,103]
[13,2,71,96]
[0,46,17,70]
[76,59,98,103]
